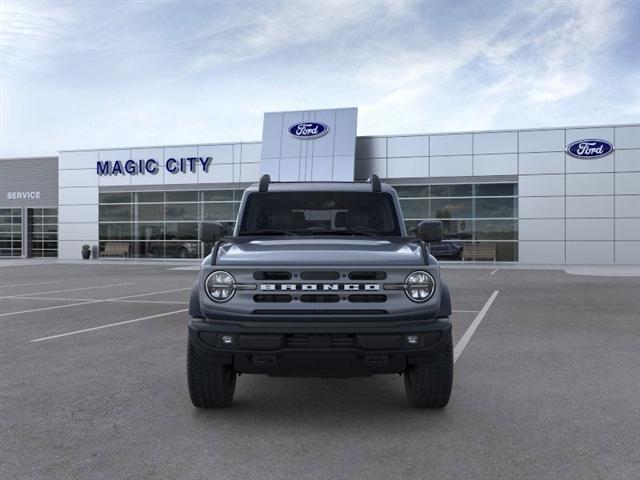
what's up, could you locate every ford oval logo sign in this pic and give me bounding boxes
[566,139,614,159]
[288,122,329,139]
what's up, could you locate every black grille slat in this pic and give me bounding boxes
[252,309,388,315]
[285,334,356,348]
[348,271,387,280]
[331,335,356,347]
[300,271,340,280]
[253,294,292,303]
[300,294,340,303]
[285,335,308,347]
[253,271,292,280]
[348,294,387,303]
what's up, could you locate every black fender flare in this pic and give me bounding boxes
[189,281,203,319]
[437,282,452,318]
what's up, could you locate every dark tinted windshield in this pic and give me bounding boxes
[238,191,401,236]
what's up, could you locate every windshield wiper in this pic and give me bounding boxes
[312,229,379,237]
[240,229,299,236]
[240,228,384,237]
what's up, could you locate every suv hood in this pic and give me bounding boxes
[215,238,424,266]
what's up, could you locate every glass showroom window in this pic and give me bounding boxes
[0,208,22,257]
[395,183,518,261]
[98,190,241,258]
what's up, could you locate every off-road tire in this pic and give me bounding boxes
[403,340,453,408]
[187,340,236,408]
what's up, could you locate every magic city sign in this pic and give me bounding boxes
[96,157,213,176]
[566,139,614,159]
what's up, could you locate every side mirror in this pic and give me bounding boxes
[417,220,443,243]
[199,222,226,242]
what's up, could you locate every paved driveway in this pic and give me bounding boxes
[1,263,638,479]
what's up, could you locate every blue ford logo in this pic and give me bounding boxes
[288,122,329,139]
[566,139,614,159]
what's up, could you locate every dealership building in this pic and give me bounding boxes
[1,108,639,264]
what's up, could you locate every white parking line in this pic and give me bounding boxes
[0,283,191,317]
[0,281,60,288]
[0,296,188,305]
[454,290,500,363]
[110,299,188,305]
[30,309,189,342]
[0,287,190,303]
[111,287,190,300]
[0,282,136,299]
[0,296,100,302]
[489,269,498,276]
[0,300,104,318]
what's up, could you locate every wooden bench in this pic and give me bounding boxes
[462,244,496,263]
[101,242,129,258]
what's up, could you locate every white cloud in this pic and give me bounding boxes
[190,1,407,70]
[0,0,77,71]
[0,0,637,156]
[492,0,623,102]
[357,0,634,134]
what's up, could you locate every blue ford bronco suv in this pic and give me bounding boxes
[188,175,453,408]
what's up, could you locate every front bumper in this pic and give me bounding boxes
[188,317,451,378]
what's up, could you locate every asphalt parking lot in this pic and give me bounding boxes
[1,262,639,480]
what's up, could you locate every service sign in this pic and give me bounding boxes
[566,139,614,159]
[288,122,329,139]
[6,191,40,200]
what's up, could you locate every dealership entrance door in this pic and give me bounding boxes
[26,208,58,257]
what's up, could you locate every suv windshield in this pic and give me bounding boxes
[238,191,402,236]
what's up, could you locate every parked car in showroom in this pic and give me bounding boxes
[428,240,464,260]
[148,235,199,258]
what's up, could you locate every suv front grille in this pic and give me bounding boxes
[251,270,391,309]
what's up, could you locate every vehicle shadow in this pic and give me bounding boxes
[190,374,452,428]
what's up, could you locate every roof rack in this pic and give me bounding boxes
[368,174,381,192]
[257,173,382,192]
[258,174,271,192]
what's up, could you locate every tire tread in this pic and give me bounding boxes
[187,340,236,408]
[404,340,453,408]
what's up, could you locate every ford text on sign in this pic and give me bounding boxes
[288,122,329,139]
[566,139,614,159]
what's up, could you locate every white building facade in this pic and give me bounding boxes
[2,108,638,264]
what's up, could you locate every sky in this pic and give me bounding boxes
[1,0,639,157]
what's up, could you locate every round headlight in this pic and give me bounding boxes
[205,271,236,302]
[404,270,436,302]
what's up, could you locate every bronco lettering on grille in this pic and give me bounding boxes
[260,284,380,291]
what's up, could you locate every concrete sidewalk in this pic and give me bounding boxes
[2,257,639,276]
[440,262,640,276]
